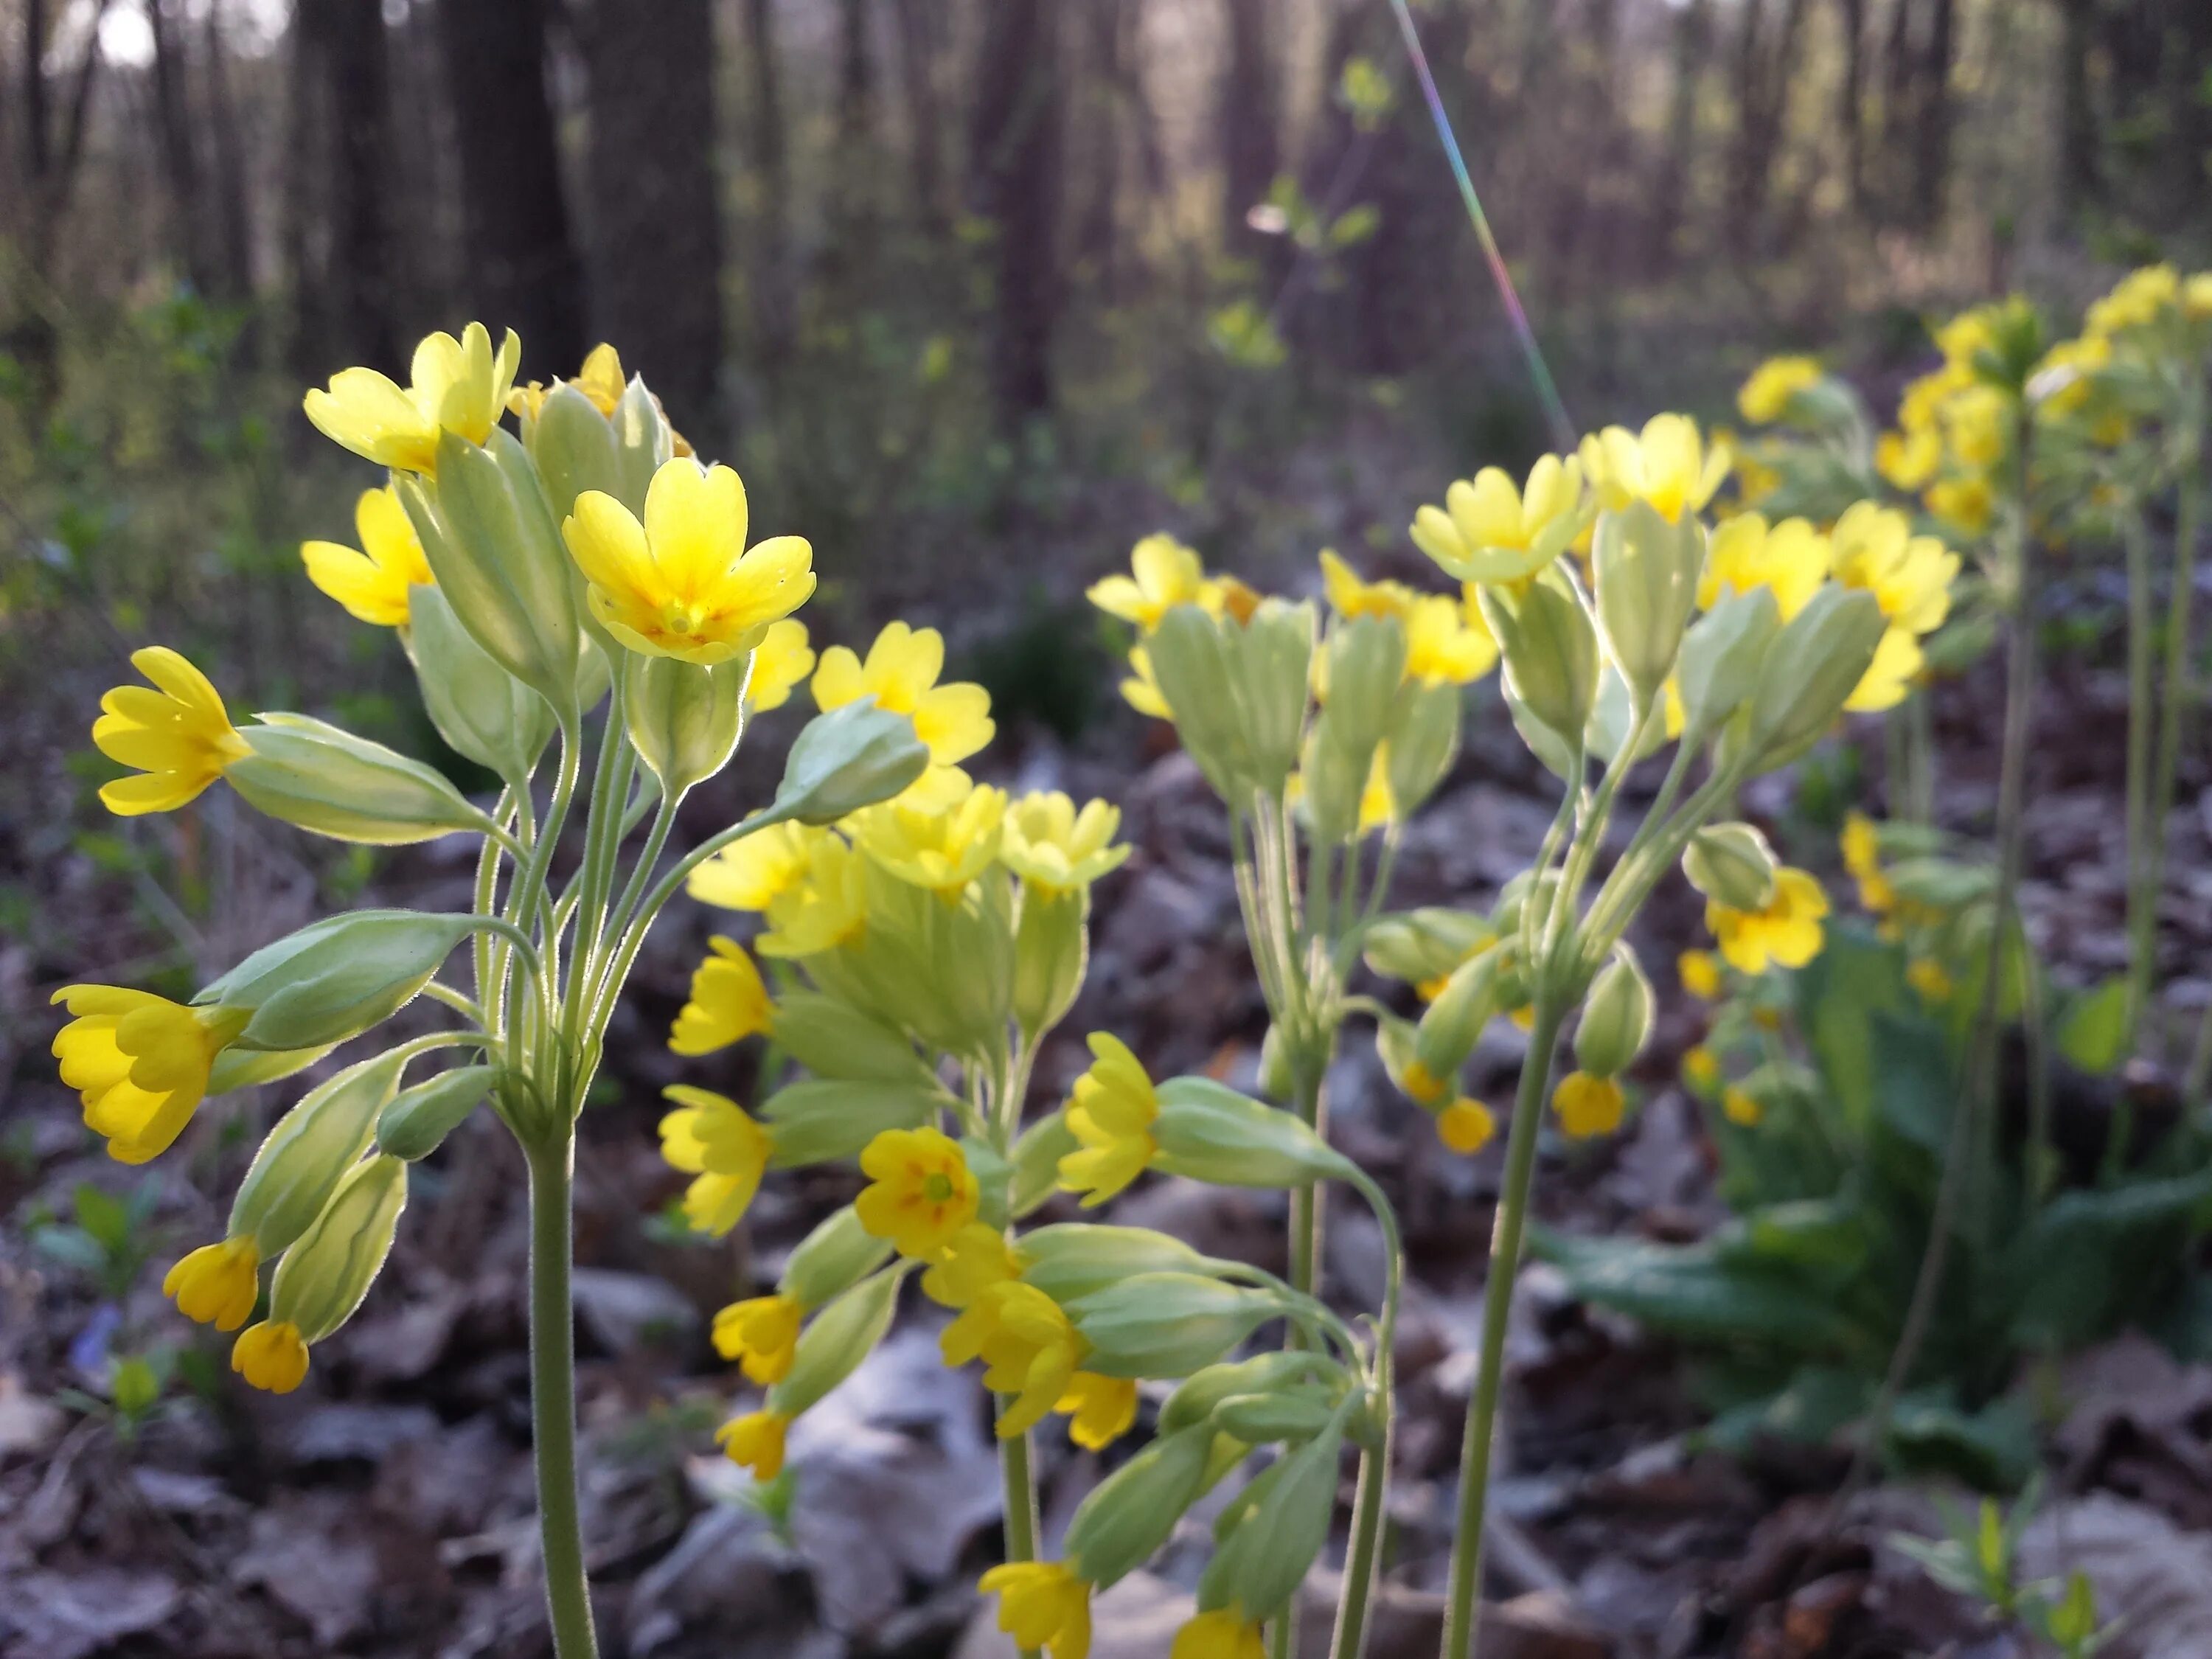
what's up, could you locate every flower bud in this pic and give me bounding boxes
[1745,585,1886,771]
[201,910,477,1053]
[1144,607,1256,802]
[1414,946,1503,1079]
[1014,885,1088,1038]
[1199,1422,1344,1623]
[1067,1273,1287,1378]
[1256,1025,1295,1098]
[269,1153,408,1343]
[528,383,624,521]
[1386,678,1461,818]
[374,1065,495,1161]
[1593,501,1706,703]
[1063,1422,1216,1587]
[1476,574,1599,752]
[758,1078,948,1166]
[1321,615,1407,759]
[1150,1077,1358,1189]
[1683,822,1778,911]
[1233,600,1318,798]
[780,1207,895,1310]
[1361,908,1494,988]
[766,700,931,826]
[406,585,554,790]
[1159,1352,1338,1433]
[1297,717,1371,845]
[1018,1224,1225,1304]
[1573,945,1653,1079]
[610,376,678,512]
[623,651,747,795]
[1211,1387,1341,1445]
[228,714,493,845]
[769,992,937,1089]
[1009,1110,1079,1220]
[229,1048,408,1256]
[770,1265,906,1418]
[1674,586,1780,747]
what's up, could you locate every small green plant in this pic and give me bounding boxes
[1891,1479,2118,1657]
[29,1178,164,1304]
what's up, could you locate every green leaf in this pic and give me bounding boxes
[1534,1228,1863,1354]
[2056,975,2132,1075]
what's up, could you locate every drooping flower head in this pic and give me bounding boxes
[999,792,1129,895]
[855,1127,978,1261]
[712,1293,803,1385]
[1706,866,1830,975]
[716,1408,790,1480]
[1736,356,1823,425]
[1057,1371,1139,1450]
[811,621,994,768]
[942,1279,1084,1437]
[1409,453,1586,585]
[978,1561,1093,1659]
[1435,1098,1497,1155]
[163,1237,261,1332]
[91,647,251,816]
[303,321,521,474]
[1551,1071,1626,1140]
[1172,1609,1267,1659]
[563,458,815,665]
[1056,1032,1160,1207]
[1677,948,1723,1001]
[669,936,776,1057]
[232,1318,310,1394]
[52,986,247,1164]
[919,1222,1025,1310]
[1088,534,1220,632]
[302,486,435,628]
[1579,414,1729,523]
[658,1085,774,1236]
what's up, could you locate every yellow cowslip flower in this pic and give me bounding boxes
[658,1085,774,1236]
[1721,1085,1763,1127]
[301,486,434,628]
[232,1318,310,1394]
[1579,414,1729,523]
[52,986,248,1164]
[1907,957,1954,1003]
[1840,811,1894,912]
[669,936,776,1057]
[758,832,870,957]
[1057,1371,1139,1451]
[852,781,1007,894]
[1356,745,1396,836]
[163,1237,260,1332]
[2030,332,2110,418]
[689,821,821,912]
[712,1293,803,1385]
[1737,356,1823,425]
[716,1408,789,1480]
[1057,1032,1160,1206]
[1436,1098,1496,1155]
[1408,453,1585,585]
[1924,473,1994,538]
[1172,1609,1267,1659]
[563,459,815,666]
[1677,949,1722,1001]
[1830,504,1957,637]
[1402,593,1498,685]
[1399,1059,1449,1107]
[1214,575,1265,624]
[942,1279,1083,1438]
[303,321,521,474]
[1319,549,1418,619]
[1681,1046,1720,1093]
[1121,644,1171,718]
[92,647,251,815]
[2087,264,2180,338]
[1000,792,1129,894]
[1088,534,1220,631]
[1939,384,2011,469]
[812,621,994,768]
[1552,1071,1625,1140]
[1698,513,1829,622]
[919,1222,1023,1310]
[1722,433,1782,510]
[746,619,815,713]
[2185,273,2212,321]
[855,1127,978,1261]
[979,1561,1093,1659]
[1706,866,1829,975]
[1876,426,1943,491]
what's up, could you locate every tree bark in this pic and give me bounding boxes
[203,0,256,300]
[324,0,400,371]
[968,0,1062,422]
[145,0,215,294]
[1837,0,1868,212]
[434,0,586,372]
[580,0,724,434]
[1725,0,1811,248]
[740,0,793,362]
[1909,0,1955,230]
[888,0,945,230]
[1217,0,1279,245]
[1652,0,1710,268]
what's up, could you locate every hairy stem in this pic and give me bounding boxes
[524,1133,599,1659]
[996,1412,1043,1659]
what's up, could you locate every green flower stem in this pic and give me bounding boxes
[567,678,634,982]
[422,981,488,1024]
[474,790,515,1033]
[1330,1169,1403,1659]
[2154,451,2203,1077]
[996,1411,1043,1659]
[1287,1051,1329,1342]
[524,1131,600,1659]
[1441,993,1563,1659]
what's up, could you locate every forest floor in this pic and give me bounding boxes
[9,569,2212,1659]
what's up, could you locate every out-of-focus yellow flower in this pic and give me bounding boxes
[92,647,251,816]
[758,832,870,956]
[509,341,629,422]
[163,1237,260,1331]
[2030,332,2110,417]
[1940,384,2011,468]
[1925,474,1994,538]
[1907,957,1953,1002]
[1121,645,1172,718]
[856,1127,978,1260]
[1088,534,1220,631]
[717,1408,789,1480]
[813,621,994,768]
[670,936,776,1056]
[304,321,520,473]
[1841,811,1895,911]
[2184,274,2212,321]
[232,1319,310,1394]
[1436,1098,1496,1154]
[979,1560,1093,1659]
[2087,264,2180,337]
[1876,426,1943,490]
[1172,1609,1266,1659]
[746,619,815,713]
[919,1222,1023,1310]
[1355,745,1396,835]
[1678,949,1722,1001]
[1698,514,1830,621]
[1935,309,1996,369]
[53,985,246,1164]
[1726,437,1783,509]
[1408,453,1585,585]
[1721,1085,1763,1127]
[852,781,1007,894]
[563,459,815,665]
[658,1085,773,1236]
[1214,574,1265,624]
[942,1279,1083,1437]
[1403,594,1498,685]
[689,821,820,911]
[1057,1371,1139,1450]
[1681,1045,1720,1093]
[712,1293,802,1385]
[1737,356,1823,425]
[1319,549,1418,619]
[1057,1032,1160,1206]
[1553,1071,1625,1139]
[1001,792,1129,894]
[1707,867,1829,974]
[1829,503,1958,712]
[301,487,434,628]
[1579,414,1728,523]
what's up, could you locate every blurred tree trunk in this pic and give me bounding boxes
[889,0,945,231]
[1907,0,1954,230]
[145,0,215,295]
[13,0,110,408]
[1837,0,1868,212]
[968,0,1062,422]
[1725,0,1809,248]
[2053,0,2098,215]
[741,0,793,364]
[1651,0,1709,269]
[325,0,400,371]
[1217,0,1279,246]
[204,0,255,301]
[1075,0,1134,297]
[434,0,586,371]
[580,0,724,434]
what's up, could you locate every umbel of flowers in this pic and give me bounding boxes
[61,328,932,1659]
[657,617,1409,1659]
